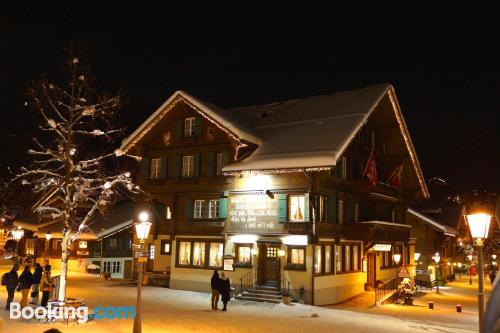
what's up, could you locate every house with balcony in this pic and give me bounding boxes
[121,83,430,305]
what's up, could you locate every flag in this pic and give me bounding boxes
[363,147,377,187]
[386,163,403,189]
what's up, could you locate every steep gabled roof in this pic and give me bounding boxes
[407,208,457,236]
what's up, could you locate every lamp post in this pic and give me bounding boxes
[432,252,441,293]
[393,253,401,282]
[12,226,24,260]
[466,212,491,333]
[45,232,52,266]
[133,211,152,333]
[468,254,474,285]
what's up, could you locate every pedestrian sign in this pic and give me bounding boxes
[398,264,411,278]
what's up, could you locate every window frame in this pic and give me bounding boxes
[235,243,253,266]
[150,157,162,179]
[160,239,171,255]
[194,200,206,219]
[315,242,361,276]
[108,238,118,249]
[286,245,306,271]
[216,152,224,176]
[184,117,196,137]
[182,155,194,177]
[175,238,224,269]
[288,194,306,222]
[149,244,155,260]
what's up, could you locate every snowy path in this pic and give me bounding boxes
[0,265,479,332]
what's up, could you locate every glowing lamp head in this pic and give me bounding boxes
[492,254,497,260]
[393,254,401,264]
[250,248,258,256]
[135,212,152,242]
[467,254,473,261]
[458,263,462,268]
[432,252,441,264]
[45,232,52,241]
[11,226,24,241]
[278,249,286,257]
[466,212,491,240]
[138,211,149,223]
[414,252,421,262]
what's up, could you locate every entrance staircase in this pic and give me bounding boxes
[235,281,283,304]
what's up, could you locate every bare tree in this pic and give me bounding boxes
[11,48,141,301]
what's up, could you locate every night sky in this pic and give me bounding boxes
[0,4,498,193]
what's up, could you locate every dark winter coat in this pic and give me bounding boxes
[219,277,231,302]
[211,271,220,290]
[19,269,34,290]
[33,266,43,284]
[5,270,19,289]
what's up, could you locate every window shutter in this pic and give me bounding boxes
[348,159,355,180]
[140,157,150,179]
[206,152,215,176]
[218,198,228,219]
[222,150,230,165]
[327,194,337,223]
[304,193,310,222]
[175,119,183,138]
[185,200,194,219]
[194,117,202,136]
[346,199,356,224]
[153,201,166,222]
[160,157,167,178]
[278,194,287,223]
[193,153,200,176]
[173,155,181,178]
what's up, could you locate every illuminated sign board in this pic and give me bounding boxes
[373,244,392,252]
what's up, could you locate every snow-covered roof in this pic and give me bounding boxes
[407,208,457,236]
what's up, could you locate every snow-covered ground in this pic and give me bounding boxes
[0,262,482,332]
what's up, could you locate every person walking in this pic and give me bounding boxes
[31,263,43,305]
[18,265,34,308]
[3,264,19,310]
[219,272,231,311]
[40,270,54,307]
[211,269,220,310]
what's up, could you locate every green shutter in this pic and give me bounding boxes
[194,117,202,136]
[304,193,310,222]
[219,198,227,219]
[176,119,183,138]
[327,194,337,223]
[193,153,200,177]
[186,200,194,219]
[278,194,287,223]
[206,152,215,176]
[160,157,167,178]
[173,155,181,178]
[140,157,150,179]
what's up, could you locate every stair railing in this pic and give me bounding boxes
[239,269,254,295]
[281,274,292,296]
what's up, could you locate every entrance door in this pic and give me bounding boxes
[257,243,281,285]
[367,253,376,288]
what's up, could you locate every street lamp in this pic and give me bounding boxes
[466,211,492,333]
[133,211,152,333]
[11,226,24,259]
[393,253,401,282]
[468,254,474,285]
[432,252,441,293]
[492,254,497,260]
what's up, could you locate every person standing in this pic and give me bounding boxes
[211,270,220,310]
[4,264,19,310]
[18,265,34,308]
[219,272,231,311]
[40,270,54,307]
[31,263,43,305]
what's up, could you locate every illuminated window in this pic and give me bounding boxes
[184,117,196,137]
[209,243,223,267]
[193,242,206,267]
[325,246,331,273]
[289,195,306,222]
[108,238,117,248]
[344,246,351,271]
[353,245,359,271]
[291,248,305,265]
[208,200,219,219]
[161,240,171,255]
[165,206,172,220]
[112,261,121,273]
[150,158,161,179]
[338,200,344,224]
[178,242,191,265]
[216,153,224,175]
[194,200,205,219]
[237,245,251,264]
[335,245,342,273]
[315,245,322,274]
[25,238,35,256]
[79,241,87,249]
[182,155,194,177]
[149,245,155,259]
[341,157,348,180]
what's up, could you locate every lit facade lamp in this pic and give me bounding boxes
[468,254,473,261]
[250,248,258,256]
[11,226,24,241]
[414,252,421,263]
[133,211,152,333]
[278,249,286,257]
[45,232,52,241]
[432,252,441,293]
[466,211,492,333]
[492,254,497,260]
[393,254,401,265]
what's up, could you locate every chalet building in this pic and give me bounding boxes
[121,83,430,305]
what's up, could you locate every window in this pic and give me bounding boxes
[289,195,306,222]
[112,261,121,274]
[108,238,118,248]
[103,261,111,272]
[338,200,344,224]
[149,245,155,259]
[236,244,252,264]
[184,117,196,137]
[150,158,161,179]
[335,245,342,273]
[176,239,224,269]
[25,238,35,256]
[79,241,87,249]
[194,200,206,219]
[209,200,219,219]
[51,239,60,251]
[325,245,331,273]
[182,155,194,177]
[216,153,224,175]
[315,245,322,274]
[290,248,305,265]
[344,246,351,271]
[371,131,376,148]
[353,246,359,271]
[318,195,328,223]
[160,240,171,255]
[193,242,206,267]
[341,157,347,180]
[178,242,191,265]
[165,206,172,220]
[209,243,223,267]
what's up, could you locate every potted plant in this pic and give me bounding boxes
[397,278,417,305]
